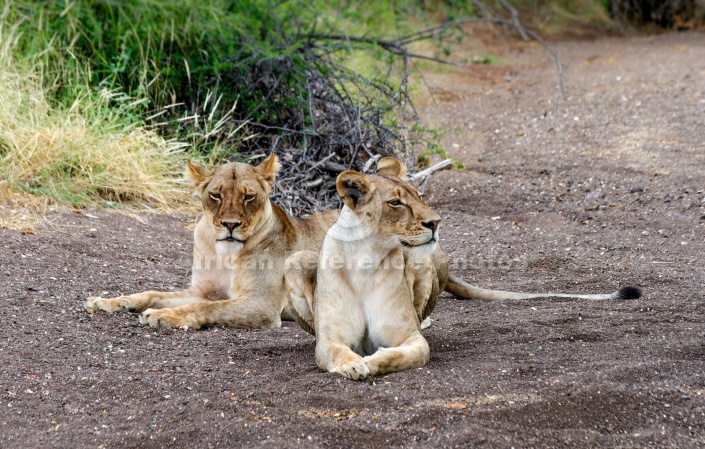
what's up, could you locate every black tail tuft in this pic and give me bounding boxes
[616,286,642,300]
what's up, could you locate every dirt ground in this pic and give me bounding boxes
[1,31,704,448]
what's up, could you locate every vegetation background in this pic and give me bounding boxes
[1,0,702,217]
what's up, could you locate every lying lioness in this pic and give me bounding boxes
[285,158,447,379]
[85,155,339,329]
[85,154,639,331]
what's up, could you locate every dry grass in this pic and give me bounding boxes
[1,1,190,219]
[0,62,191,205]
[0,39,195,230]
[0,186,51,232]
[0,5,238,226]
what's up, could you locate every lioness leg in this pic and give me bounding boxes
[314,298,369,380]
[139,297,280,329]
[316,339,370,381]
[85,291,206,314]
[363,333,430,377]
[284,251,318,335]
[405,250,442,324]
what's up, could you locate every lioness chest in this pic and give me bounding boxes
[316,243,419,355]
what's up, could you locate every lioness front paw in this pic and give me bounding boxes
[85,296,136,314]
[140,308,198,329]
[332,360,370,381]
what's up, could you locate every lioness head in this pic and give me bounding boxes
[333,157,441,247]
[186,155,281,251]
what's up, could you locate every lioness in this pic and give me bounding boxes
[85,155,339,329]
[285,158,447,379]
[285,158,641,379]
[85,155,640,331]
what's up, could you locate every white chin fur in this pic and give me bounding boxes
[408,240,437,255]
[327,207,377,242]
[216,240,244,255]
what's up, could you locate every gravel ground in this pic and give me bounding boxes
[1,31,704,448]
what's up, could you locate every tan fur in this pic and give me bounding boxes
[86,154,635,333]
[285,158,448,380]
[85,155,339,329]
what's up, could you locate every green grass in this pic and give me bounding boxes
[0,46,190,209]
[1,0,478,215]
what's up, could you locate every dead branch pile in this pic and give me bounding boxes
[194,9,560,216]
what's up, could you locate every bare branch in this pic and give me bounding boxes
[410,159,454,182]
[499,0,529,41]
[308,17,566,100]
[214,10,564,215]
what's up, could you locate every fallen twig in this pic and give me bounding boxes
[410,159,454,182]
[362,155,382,173]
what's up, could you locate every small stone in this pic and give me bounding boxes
[630,187,644,193]
[584,191,602,211]
[585,191,601,202]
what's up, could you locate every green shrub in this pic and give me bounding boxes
[3,0,474,212]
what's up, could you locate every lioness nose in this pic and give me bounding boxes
[422,219,440,232]
[221,221,242,232]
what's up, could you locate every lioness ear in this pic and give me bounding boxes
[336,170,373,209]
[185,161,213,196]
[254,154,281,186]
[377,157,407,180]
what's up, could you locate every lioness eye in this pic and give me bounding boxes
[244,194,256,202]
[388,198,403,207]
[209,193,222,201]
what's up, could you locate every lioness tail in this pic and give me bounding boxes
[445,274,641,301]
